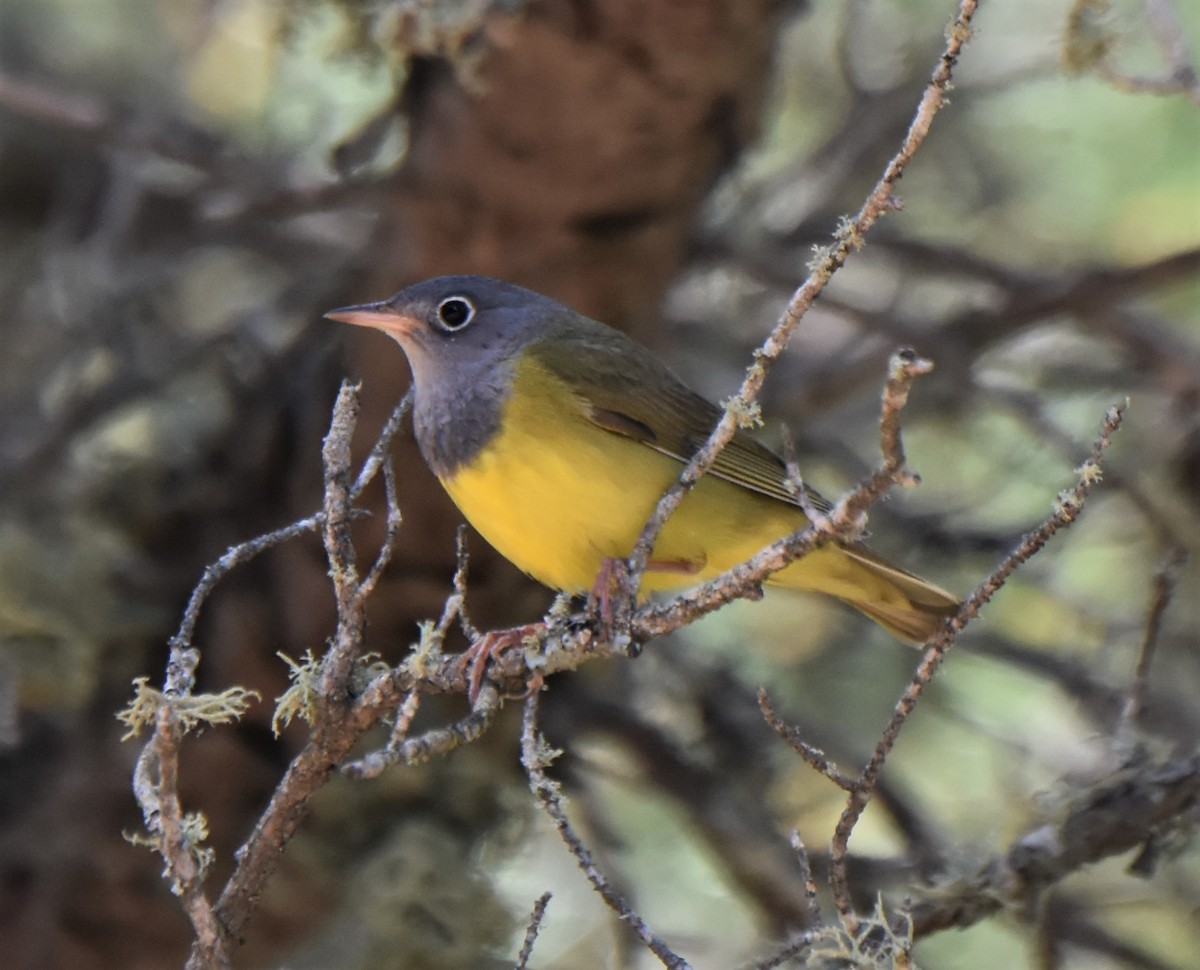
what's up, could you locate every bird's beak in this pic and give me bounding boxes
[324,301,420,338]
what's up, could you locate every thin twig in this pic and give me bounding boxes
[625,0,979,597]
[343,685,503,778]
[450,526,480,643]
[357,457,403,601]
[742,932,818,970]
[790,830,824,927]
[133,709,228,969]
[387,690,423,749]
[1119,545,1188,738]
[759,690,856,792]
[635,348,935,640]
[168,516,322,677]
[514,892,553,970]
[520,692,692,970]
[351,389,413,498]
[828,402,1127,929]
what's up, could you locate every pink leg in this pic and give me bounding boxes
[588,558,626,630]
[458,622,544,704]
[588,556,702,634]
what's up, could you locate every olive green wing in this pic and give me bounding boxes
[528,322,833,516]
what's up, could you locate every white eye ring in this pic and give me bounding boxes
[436,296,475,331]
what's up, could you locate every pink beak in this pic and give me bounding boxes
[324,302,420,338]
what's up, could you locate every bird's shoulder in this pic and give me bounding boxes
[524,324,831,514]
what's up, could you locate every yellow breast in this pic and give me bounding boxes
[440,356,821,595]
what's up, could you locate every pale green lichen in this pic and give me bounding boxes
[273,650,322,735]
[117,677,260,741]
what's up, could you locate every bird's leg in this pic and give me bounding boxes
[590,557,647,647]
[589,556,703,646]
[457,623,544,705]
[588,557,627,635]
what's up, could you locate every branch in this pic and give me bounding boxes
[910,750,1200,936]
[634,348,935,640]
[514,893,552,970]
[1119,545,1189,740]
[520,692,691,970]
[121,384,403,967]
[624,0,981,591]
[811,402,1127,931]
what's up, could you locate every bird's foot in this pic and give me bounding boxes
[457,622,544,705]
[588,558,640,655]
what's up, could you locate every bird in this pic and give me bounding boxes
[326,275,958,658]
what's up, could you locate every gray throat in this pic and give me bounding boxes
[411,362,512,479]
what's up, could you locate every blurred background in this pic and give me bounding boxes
[0,0,1198,967]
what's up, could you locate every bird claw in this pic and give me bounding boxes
[457,622,543,705]
[589,557,647,651]
[588,558,628,639]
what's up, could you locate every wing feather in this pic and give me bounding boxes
[528,324,832,515]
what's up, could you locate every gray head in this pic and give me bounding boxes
[325,275,579,476]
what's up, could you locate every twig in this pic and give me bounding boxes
[984,384,1184,547]
[168,516,322,684]
[635,348,935,640]
[1119,545,1189,738]
[828,402,1127,929]
[742,932,818,970]
[358,457,403,600]
[197,385,409,962]
[759,690,856,792]
[520,692,692,970]
[625,0,979,597]
[790,830,823,928]
[514,892,552,970]
[387,689,423,749]
[449,526,480,643]
[909,751,1200,936]
[343,684,503,778]
[351,390,413,498]
[133,709,227,969]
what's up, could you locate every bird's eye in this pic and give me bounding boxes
[436,296,475,331]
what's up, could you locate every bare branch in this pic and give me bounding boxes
[790,830,823,928]
[635,347,935,640]
[828,402,1128,929]
[134,711,226,969]
[520,692,692,970]
[343,685,503,779]
[1119,545,1189,738]
[625,0,981,592]
[514,892,552,970]
[910,751,1200,936]
[193,385,411,960]
[759,689,856,792]
[351,390,414,498]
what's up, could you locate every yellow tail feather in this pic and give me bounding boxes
[772,543,960,643]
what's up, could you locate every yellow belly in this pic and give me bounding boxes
[439,359,875,601]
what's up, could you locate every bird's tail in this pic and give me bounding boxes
[772,543,960,643]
